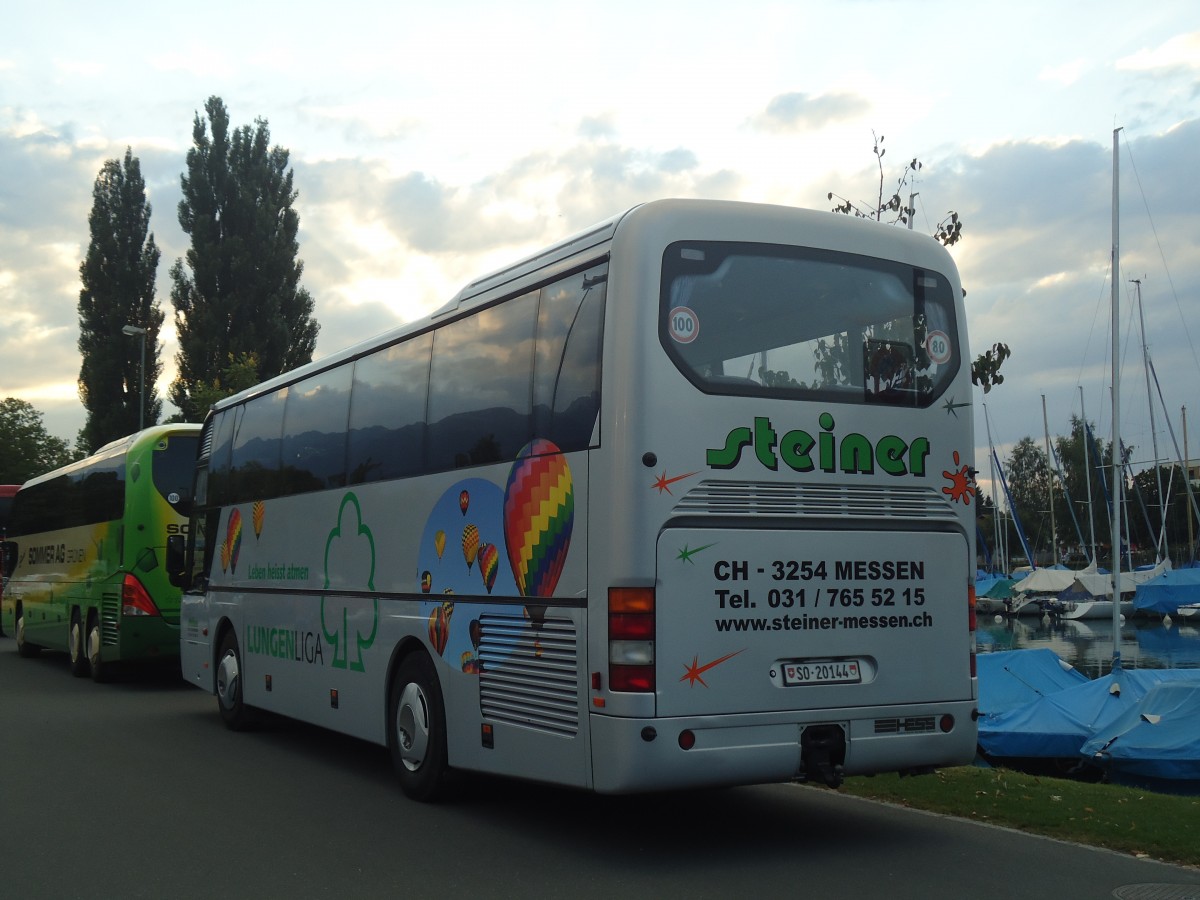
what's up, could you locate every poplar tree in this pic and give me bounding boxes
[170,96,319,421]
[77,148,162,451]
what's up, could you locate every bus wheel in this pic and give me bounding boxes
[388,653,451,802]
[68,609,88,677]
[216,630,257,731]
[87,611,109,683]
[15,605,39,658]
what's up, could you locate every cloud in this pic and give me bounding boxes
[924,122,1200,479]
[750,91,870,133]
[1117,31,1200,72]
[1039,60,1090,86]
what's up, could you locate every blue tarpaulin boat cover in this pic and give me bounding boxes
[1081,677,1200,782]
[1133,568,1200,614]
[978,667,1200,759]
[977,649,1087,716]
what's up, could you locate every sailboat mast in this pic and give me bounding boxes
[1081,386,1098,564]
[1188,405,1195,559]
[984,403,1005,573]
[1110,126,1123,668]
[1042,394,1058,566]
[1134,279,1167,559]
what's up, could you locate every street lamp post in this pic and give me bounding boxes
[122,325,147,432]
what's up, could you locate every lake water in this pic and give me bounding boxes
[975,613,1200,679]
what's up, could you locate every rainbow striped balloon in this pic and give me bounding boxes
[252,500,265,538]
[503,439,573,598]
[223,508,243,574]
[478,541,499,594]
[428,600,453,655]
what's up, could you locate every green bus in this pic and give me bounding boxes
[1,425,200,680]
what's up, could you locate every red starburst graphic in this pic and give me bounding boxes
[680,649,745,687]
[652,470,698,495]
[942,451,975,506]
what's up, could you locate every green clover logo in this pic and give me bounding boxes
[320,492,379,672]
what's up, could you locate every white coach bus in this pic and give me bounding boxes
[171,198,979,800]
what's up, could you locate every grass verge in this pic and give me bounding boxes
[836,766,1200,868]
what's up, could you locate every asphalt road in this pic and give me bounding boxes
[2,634,1198,900]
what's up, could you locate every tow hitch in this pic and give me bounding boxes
[800,724,847,788]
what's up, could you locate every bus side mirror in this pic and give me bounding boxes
[0,541,15,579]
[166,534,187,589]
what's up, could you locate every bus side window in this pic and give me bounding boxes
[427,292,537,472]
[534,265,605,452]
[207,408,238,508]
[230,388,287,504]
[347,333,432,485]
[281,367,352,494]
[79,461,125,526]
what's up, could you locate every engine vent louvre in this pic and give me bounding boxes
[672,480,959,522]
[478,614,579,736]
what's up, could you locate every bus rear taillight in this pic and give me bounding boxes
[609,587,655,692]
[967,583,977,678]
[122,573,161,617]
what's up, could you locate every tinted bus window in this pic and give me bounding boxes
[282,368,352,494]
[206,408,239,508]
[77,457,125,525]
[230,388,287,503]
[427,292,537,470]
[347,333,433,485]
[534,266,606,451]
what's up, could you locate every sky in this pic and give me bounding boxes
[3,0,1199,517]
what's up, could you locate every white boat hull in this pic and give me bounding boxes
[1059,599,1133,621]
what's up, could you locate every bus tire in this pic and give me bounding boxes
[388,653,451,802]
[87,611,109,683]
[68,609,88,677]
[15,605,39,658]
[216,629,258,731]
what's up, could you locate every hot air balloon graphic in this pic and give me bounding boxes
[459,490,470,515]
[461,523,479,570]
[428,600,453,655]
[478,541,499,593]
[223,508,244,574]
[503,440,573,602]
[421,570,432,593]
[252,500,265,539]
[434,529,446,560]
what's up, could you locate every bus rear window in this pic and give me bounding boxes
[659,241,959,407]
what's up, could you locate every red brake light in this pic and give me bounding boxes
[609,613,654,640]
[122,574,161,617]
[609,587,655,693]
[610,665,655,693]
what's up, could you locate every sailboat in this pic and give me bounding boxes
[1055,558,1169,620]
[975,130,1200,785]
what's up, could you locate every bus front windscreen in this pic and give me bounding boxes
[659,241,960,407]
[152,435,200,516]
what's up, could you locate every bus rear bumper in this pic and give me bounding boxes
[589,701,978,794]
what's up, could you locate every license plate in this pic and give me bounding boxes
[781,659,862,686]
